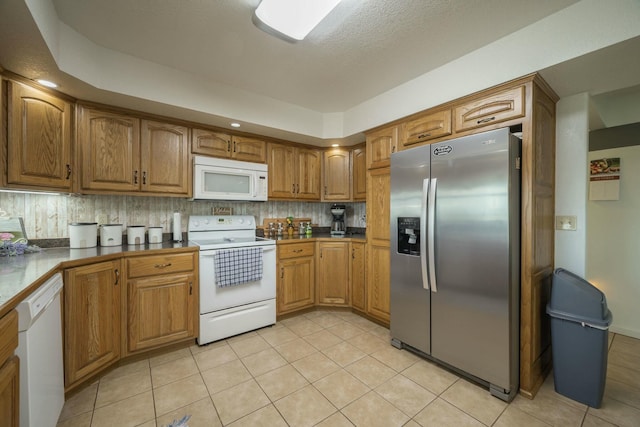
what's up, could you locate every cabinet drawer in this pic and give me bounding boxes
[402,109,452,146]
[278,242,315,259]
[454,86,525,132]
[127,253,194,278]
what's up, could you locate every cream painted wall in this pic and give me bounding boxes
[587,146,640,339]
[0,193,366,240]
[554,93,589,276]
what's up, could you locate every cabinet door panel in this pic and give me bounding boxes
[79,108,140,191]
[141,120,190,195]
[352,147,367,201]
[366,125,398,169]
[317,242,349,305]
[191,129,230,158]
[297,148,321,200]
[232,136,266,163]
[7,81,72,190]
[367,168,390,245]
[64,260,120,386]
[0,357,19,427]
[268,144,296,198]
[402,109,452,146]
[278,257,314,314]
[367,244,390,323]
[128,274,194,352]
[454,86,525,132]
[323,149,351,201]
[351,242,366,312]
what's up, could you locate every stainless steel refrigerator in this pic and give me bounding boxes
[390,127,521,401]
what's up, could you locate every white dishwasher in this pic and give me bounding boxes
[16,272,65,427]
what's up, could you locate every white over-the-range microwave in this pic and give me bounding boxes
[193,155,268,201]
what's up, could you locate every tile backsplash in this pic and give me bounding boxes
[0,192,366,239]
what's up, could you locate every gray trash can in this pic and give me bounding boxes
[546,268,612,408]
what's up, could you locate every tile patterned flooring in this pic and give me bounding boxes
[57,310,640,427]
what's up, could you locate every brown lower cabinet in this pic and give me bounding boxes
[277,242,315,315]
[316,241,349,306]
[64,260,121,388]
[0,310,19,426]
[63,249,198,391]
[350,241,367,313]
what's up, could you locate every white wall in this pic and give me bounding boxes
[554,93,590,276]
[587,146,640,339]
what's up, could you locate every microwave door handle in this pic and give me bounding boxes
[421,178,429,290]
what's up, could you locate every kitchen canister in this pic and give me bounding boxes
[148,227,163,244]
[69,223,98,248]
[99,224,123,247]
[127,225,146,245]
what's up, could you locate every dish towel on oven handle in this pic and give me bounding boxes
[213,247,263,287]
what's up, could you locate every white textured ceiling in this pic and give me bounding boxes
[50,0,578,113]
[0,0,639,145]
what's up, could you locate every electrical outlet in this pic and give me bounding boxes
[555,215,577,231]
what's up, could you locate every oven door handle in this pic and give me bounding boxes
[199,246,275,256]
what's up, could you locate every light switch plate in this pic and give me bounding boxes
[555,215,577,231]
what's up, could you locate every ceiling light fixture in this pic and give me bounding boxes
[230,122,241,128]
[331,143,339,147]
[36,79,58,88]
[254,0,342,41]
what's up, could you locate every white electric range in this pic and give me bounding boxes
[188,215,276,345]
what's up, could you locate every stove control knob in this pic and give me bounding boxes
[204,219,210,225]
[238,218,244,224]
[192,220,199,227]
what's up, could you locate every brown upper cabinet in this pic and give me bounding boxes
[77,106,190,196]
[453,85,525,132]
[322,148,351,201]
[267,143,321,200]
[192,129,266,163]
[5,80,73,191]
[401,109,452,147]
[366,124,398,169]
[352,146,366,201]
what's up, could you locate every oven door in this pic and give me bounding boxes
[199,245,276,314]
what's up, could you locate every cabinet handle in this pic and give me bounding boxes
[189,282,193,295]
[227,140,231,152]
[324,185,327,196]
[391,145,396,153]
[142,171,147,185]
[477,116,496,124]
[292,184,295,194]
[154,263,172,269]
[114,268,120,286]
[233,141,237,153]
[292,249,303,253]
[134,170,138,184]
[352,248,355,259]
[65,164,71,180]
[296,183,300,193]
[280,267,284,279]
[418,132,432,139]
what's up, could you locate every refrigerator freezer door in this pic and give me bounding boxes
[390,144,432,355]
[430,128,520,393]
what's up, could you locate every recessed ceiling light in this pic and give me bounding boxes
[36,79,58,88]
[331,143,340,147]
[230,122,241,128]
[255,0,342,41]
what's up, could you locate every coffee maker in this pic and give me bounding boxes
[330,204,346,236]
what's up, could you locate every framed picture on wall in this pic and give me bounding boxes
[589,157,621,201]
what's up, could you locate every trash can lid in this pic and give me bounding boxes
[546,268,613,328]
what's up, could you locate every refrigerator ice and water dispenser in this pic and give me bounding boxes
[397,217,421,256]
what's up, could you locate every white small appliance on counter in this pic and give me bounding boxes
[188,215,276,344]
[69,223,97,248]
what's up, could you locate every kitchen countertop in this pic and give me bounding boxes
[268,232,367,243]
[0,241,197,318]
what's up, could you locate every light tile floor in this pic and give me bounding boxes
[57,310,640,427]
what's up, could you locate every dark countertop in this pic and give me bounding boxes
[268,231,367,243]
[0,241,196,317]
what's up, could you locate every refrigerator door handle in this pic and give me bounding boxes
[421,178,430,290]
[428,177,438,292]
